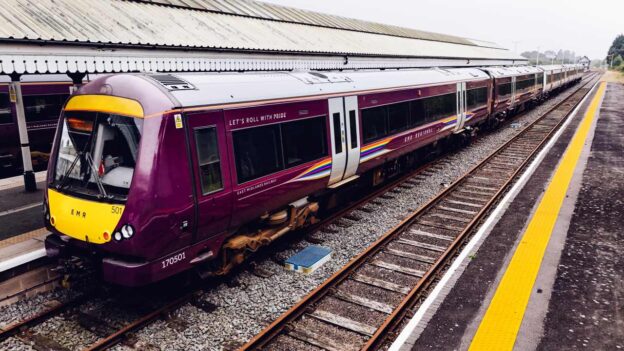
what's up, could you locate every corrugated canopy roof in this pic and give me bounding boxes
[0,0,514,56]
[0,0,525,75]
[138,0,496,48]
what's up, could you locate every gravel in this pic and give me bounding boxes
[0,87,580,350]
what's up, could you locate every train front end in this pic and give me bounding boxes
[43,93,146,277]
[46,95,142,242]
[43,75,183,287]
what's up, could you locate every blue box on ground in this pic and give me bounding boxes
[284,245,332,274]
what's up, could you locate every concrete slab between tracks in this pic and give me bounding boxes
[391,81,624,350]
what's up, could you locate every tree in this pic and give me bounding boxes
[613,55,623,68]
[607,34,624,65]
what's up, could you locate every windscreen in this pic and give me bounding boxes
[53,111,143,201]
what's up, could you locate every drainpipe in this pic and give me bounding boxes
[8,73,36,192]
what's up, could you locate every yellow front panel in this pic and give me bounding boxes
[48,189,125,244]
[64,95,144,118]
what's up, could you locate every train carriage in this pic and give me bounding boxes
[44,68,495,286]
[0,75,79,171]
[480,66,542,119]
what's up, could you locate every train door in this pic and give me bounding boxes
[343,96,360,178]
[327,97,360,186]
[455,81,467,132]
[185,111,232,243]
[511,76,517,107]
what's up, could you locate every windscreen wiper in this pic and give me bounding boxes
[56,151,82,191]
[84,152,108,199]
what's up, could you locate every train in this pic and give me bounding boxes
[0,75,81,173]
[43,64,584,286]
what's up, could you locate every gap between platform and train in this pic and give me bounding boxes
[389,79,601,351]
[469,82,607,350]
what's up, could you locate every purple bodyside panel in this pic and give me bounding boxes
[225,99,326,131]
[356,122,450,174]
[104,232,228,287]
[103,113,196,260]
[20,83,71,95]
[358,84,456,109]
[185,110,233,243]
[224,100,330,228]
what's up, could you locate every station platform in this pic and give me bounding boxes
[0,171,46,242]
[391,79,624,350]
[0,171,49,278]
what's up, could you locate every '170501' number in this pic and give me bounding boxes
[162,252,186,269]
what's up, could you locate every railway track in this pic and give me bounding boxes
[0,74,597,351]
[241,74,600,351]
[0,285,199,350]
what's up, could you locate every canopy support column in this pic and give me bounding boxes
[9,73,36,192]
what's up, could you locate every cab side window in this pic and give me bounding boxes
[194,127,223,194]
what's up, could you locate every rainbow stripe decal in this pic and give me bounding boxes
[465,112,476,121]
[360,137,392,163]
[292,157,332,181]
[440,115,458,131]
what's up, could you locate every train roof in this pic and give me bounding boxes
[152,68,491,108]
[479,66,542,78]
[537,64,583,73]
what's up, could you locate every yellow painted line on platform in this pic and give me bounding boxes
[0,227,48,249]
[469,81,606,351]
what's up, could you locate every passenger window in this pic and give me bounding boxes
[423,93,456,122]
[388,102,410,134]
[233,124,283,183]
[361,106,387,143]
[194,127,223,194]
[410,99,426,127]
[0,93,12,124]
[282,116,328,168]
[332,113,343,154]
[498,83,512,97]
[23,94,68,122]
[467,87,488,110]
[348,110,358,149]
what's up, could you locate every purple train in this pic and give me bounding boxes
[0,75,77,172]
[44,64,583,286]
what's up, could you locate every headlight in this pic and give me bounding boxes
[113,224,135,242]
[121,224,134,239]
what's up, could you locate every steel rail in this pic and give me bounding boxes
[83,293,195,351]
[240,73,599,350]
[0,293,92,343]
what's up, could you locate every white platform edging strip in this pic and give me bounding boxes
[389,81,600,351]
[0,248,47,273]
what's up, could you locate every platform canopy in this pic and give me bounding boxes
[0,0,526,75]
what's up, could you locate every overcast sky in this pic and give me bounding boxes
[261,0,621,60]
